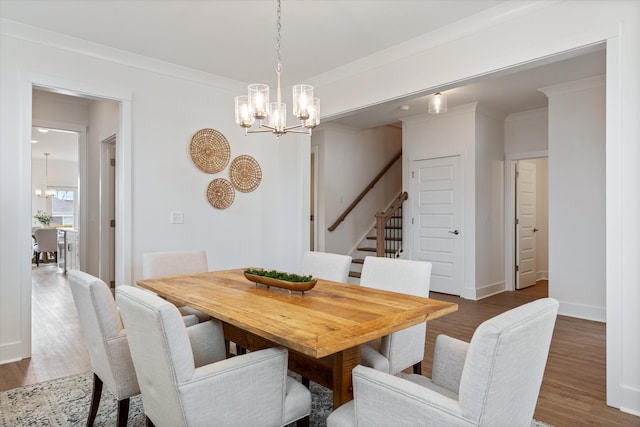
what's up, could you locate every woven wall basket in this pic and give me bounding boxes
[190,128,231,174]
[207,178,235,209]
[229,155,262,193]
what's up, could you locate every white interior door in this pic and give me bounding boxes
[516,160,537,289]
[99,135,116,288]
[411,156,463,295]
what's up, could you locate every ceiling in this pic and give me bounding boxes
[4,0,605,137]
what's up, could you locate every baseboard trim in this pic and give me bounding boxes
[462,281,505,300]
[0,341,26,365]
[620,385,640,416]
[558,300,606,322]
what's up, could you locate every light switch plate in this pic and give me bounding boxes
[171,211,184,224]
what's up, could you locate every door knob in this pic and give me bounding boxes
[533,227,539,232]
[448,230,459,235]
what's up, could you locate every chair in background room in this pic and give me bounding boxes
[33,227,58,266]
[116,285,311,427]
[300,250,352,283]
[142,250,210,323]
[327,298,559,427]
[67,270,140,427]
[359,256,432,375]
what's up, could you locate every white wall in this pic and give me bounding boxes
[312,123,401,255]
[542,76,606,321]
[505,108,548,155]
[0,27,308,364]
[312,1,639,413]
[474,106,505,298]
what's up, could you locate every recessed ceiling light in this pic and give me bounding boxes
[37,128,49,133]
[31,139,38,144]
[400,105,410,111]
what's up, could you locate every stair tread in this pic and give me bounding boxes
[357,247,396,254]
[349,271,361,278]
[352,258,364,264]
[366,236,402,241]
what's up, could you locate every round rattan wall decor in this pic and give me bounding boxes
[190,128,231,174]
[229,155,262,193]
[207,178,235,209]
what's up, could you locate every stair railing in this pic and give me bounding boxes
[328,150,402,232]
[375,192,408,257]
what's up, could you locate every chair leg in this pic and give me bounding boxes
[413,361,422,375]
[35,251,40,267]
[301,377,310,388]
[116,398,130,427]
[87,373,103,427]
[146,416,155,427]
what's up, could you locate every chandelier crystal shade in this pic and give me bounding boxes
[235,0,320,138]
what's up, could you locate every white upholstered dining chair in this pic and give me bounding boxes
[359,256,432,375]
[327,298,559,427]
[300,250,352,283]
[33,227,58,266]
[116,285,311,427]
[142,250,210,322]
[68,270,140,427]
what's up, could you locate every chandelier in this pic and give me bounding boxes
[234,0,320,138]
[34,153,56,198]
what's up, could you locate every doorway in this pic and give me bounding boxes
[507,155,549,292]
[27,84,129,362]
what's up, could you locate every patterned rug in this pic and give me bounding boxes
[0,372,331,427]
[1,371,553,426]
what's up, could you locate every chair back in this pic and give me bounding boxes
[360,256,432,374]
[116,285,196,427]
[67,270,139,399]
[459,298,559,426]
[142,250,207,278]
[300,251,352,282]
[33,227,58,253]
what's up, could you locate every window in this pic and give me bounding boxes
[50,188,76,227]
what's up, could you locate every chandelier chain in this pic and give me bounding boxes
[276,0,282,72]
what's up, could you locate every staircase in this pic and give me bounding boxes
[325,151,406,282]
[348,193,407,280]
[349,218,402,279]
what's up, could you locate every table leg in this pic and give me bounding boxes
[332,346,361,408]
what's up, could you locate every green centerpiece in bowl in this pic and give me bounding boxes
[244,268,317,293]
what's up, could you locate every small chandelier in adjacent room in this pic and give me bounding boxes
[234,0,320,138]
[35,152,56,198]
[428,92,447,114]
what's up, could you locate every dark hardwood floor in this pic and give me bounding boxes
[1,268,638,426]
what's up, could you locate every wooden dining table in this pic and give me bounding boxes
[136,268,458,408]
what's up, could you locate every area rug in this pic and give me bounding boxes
[0,372,552,426]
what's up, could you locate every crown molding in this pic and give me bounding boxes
[1,18,246,93]
[309,1,560,88]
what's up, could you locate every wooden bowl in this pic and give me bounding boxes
[243,272,317,293]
